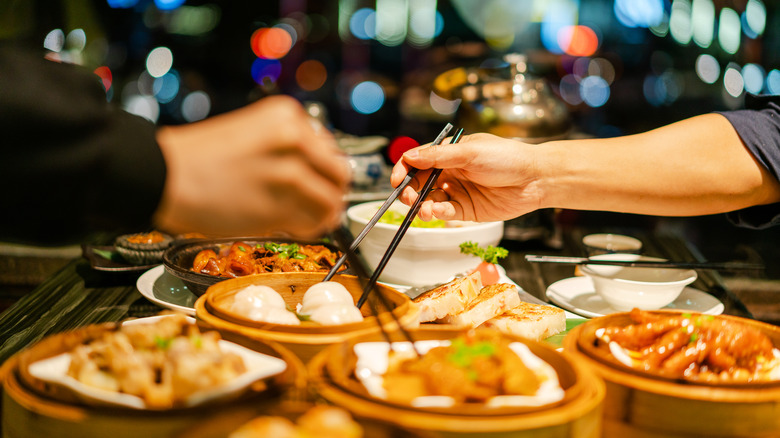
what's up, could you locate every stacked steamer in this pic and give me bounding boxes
[563,309,780,438]
[413,271,567,342]
[1,314,305,438]
[308,325,605,437]
[195,272,420,363]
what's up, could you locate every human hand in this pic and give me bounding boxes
[390,133,543,222]
[153,95,350,239]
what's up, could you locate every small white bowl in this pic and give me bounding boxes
[346,201,504,287]
[580,254,697,311]
[582,233,642,256]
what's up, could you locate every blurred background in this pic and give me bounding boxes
[1,0,779,303]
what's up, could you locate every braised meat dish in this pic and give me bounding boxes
[191,241,343,278]
[597,309,780,384]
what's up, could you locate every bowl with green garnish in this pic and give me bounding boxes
[346,201,504,287]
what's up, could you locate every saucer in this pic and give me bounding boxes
[136,265,197,315]
[546,276,724,318]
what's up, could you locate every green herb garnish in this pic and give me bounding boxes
[447,338,497,368]
[155,336,172,350]
[459,241,508,264]
[263,242,302,259]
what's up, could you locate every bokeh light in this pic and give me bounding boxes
[744,0,766,37]
[66,29,87,52]
[558,25,599,57]
[766,70,780,95]
[429,91,461,115]
[614,0,664,28]
[691,0,714,48]
[376,0,408,47]
[669,0,692,45]
[181,91,211,122]
[541,3,576,54]
[296,60,327,91]
[146,46,173,78]
[559,74,583,105]
[723,65,744,97]
[718,8,741,54]
[695,54,720,84]
[742,63,765,94]
[580,76,610,107]
[388,136,420,164]
[153,70,180,103]
[350,81,385,114]
[43,29,65,52]
[154,0,185,11]
[350,8,376,40]
[251,27,293,59]
[93,66,112,92]
[588,58,616,85]
[107,0,139,8]
[251,58,282,85]
[643,71,683,106]
[124,95,160,122]
[408,2,441,48]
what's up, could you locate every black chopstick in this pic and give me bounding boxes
[331,226,420,357]
[356,128,465,309]
[524,254,764,271]
[323,123,454,282]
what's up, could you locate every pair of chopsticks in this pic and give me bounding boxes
[525,255,765,271]
[330,226,420,357]
[323,123,455,283]
[355,127,465,308]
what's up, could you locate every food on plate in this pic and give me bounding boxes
[229,285,300,325]
[191,241,343,278]
[441,283,521,327]
[229,405,363,438]
[66,313,247,408]
[229,281,364,326]
[481,302,566,342]
[597,308,780,383]
[114,230,173,265]
[378,208,446,228]
[298,281,364,325]
[381,330,558,404]
[459,241,508,285]
[414,271,482,323]
[413,275,565,341]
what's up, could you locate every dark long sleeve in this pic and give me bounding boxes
[0,45,166,245]
[718,94,780,229]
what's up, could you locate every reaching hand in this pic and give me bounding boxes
[153,95,350,239]
[390,133,543,222]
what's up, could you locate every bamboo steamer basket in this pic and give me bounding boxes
[1,318,305,438]
[195,272,420,363]
[308,327,605,438]
[562,310,780,438]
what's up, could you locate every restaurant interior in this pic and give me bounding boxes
[1,0,780,436]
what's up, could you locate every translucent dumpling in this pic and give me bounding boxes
[299,281,354,315]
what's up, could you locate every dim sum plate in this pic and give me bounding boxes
[22,316,288,410]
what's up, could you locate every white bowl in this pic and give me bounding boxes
[580,254,697,311]
[346,201,504,287]
[581,233,642,255]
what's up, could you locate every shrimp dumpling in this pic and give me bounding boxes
[299,282,354,315]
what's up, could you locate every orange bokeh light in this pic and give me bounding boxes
[295,60,327,91]
[93,66,113,91]
[559,25,598,57]
[250,27,293,59]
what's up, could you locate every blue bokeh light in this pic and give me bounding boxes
[106,0,139,8]
[154,0,185,11]
[742,63,765,94]
[765,70,780,95]
[350,81,385,114]
[580,76,610,107]
[350,8,376,40]
[251,58,282,85]
[614,0,665,28]
[153,70,180,103]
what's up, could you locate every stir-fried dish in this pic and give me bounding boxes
[597,309,780,384]
[67,314,246,408]
[191,241,343,277]
[382,330,544,404]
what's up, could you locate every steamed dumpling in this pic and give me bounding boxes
[299,282,354,315]
[308,303,364,325]
[230,285,300,325]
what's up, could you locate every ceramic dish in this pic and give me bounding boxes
[24,316,288,410]
[163,237,344,296]
[546,276,724,318]
[82,244,158,272]
[136,265,197,315]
